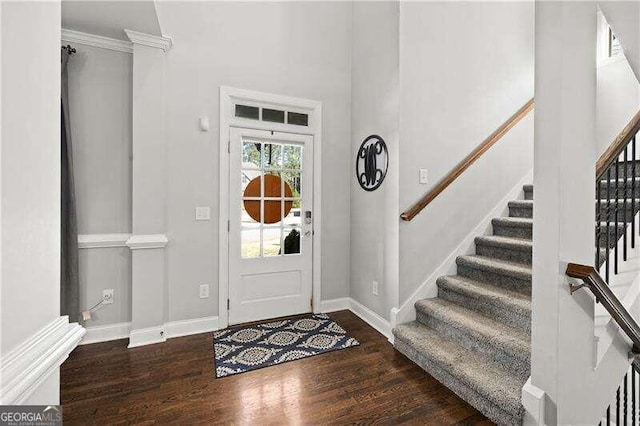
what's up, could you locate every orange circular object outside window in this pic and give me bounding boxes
[243,174,293,224]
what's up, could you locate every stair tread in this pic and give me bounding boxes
[508,200,533,207]
[393,321,525,418]
[599,177,640,183]
[457,254,532,280]
[596,198,640,203]
[475,235,533,251]
[437,274,531,308]
[415,298,530,358]
[492,217,533,228]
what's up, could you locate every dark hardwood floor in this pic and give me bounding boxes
[61,310,491,425]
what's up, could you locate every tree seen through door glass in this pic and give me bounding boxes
[241,140,303,258]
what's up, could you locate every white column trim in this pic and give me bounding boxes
[0,317,85,404]
[78,233,131,249]
[125,234,168,250]
[61,28,133,54]
[124,29,172,52]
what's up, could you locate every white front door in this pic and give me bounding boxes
[228,128,314,325]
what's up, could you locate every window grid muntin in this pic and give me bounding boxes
[241,139,303,258]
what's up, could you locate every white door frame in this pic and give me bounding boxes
[218,86,322,329]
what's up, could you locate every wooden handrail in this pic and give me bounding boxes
[597,109,640,181]
[400,98,535,222]
[566,263,640,353]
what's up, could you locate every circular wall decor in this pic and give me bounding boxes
[356,135,388,191]
[243,174,293,224]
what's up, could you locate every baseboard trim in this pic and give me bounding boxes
[320,297,351,313]
[391,169,534,328]
[128,325,166,348]
[81,322,131,345]
[0,316,85,404]
[522,377,546,426]
[165,316,219,339]
[347,299,393,341]
[81,298,392,348]
[82,317,220,347]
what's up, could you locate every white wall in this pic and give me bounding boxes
[398,2,535,304]
[1,1,61,354]
[67,44,132,327]
[350,2,399,320]
[596,10,640,155]
[155,1,352,322]
[68,45,132,234]
[598,57,640,154]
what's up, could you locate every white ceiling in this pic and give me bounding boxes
[62,1,162,41]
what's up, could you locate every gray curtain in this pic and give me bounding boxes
[61,50,79,322]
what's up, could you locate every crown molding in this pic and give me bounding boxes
[124,29,173,53]
[126,234,169,250]
[61,28,133,54]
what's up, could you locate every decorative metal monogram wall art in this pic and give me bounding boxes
[356,135,388,191]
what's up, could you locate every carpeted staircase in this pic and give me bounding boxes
[393,177,640,424]
[393,185,534,425]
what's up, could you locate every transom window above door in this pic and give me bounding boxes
[241,139,303,258]
[234,104,309,127]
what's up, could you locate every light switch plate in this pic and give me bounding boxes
[419,169,428,184]
[199,284,209,299]
[199,117,210,132]
[195,206,211,221]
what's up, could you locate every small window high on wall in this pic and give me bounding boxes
[597,10,623,62]
[609,28,623,58]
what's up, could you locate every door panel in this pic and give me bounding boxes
[229,128,313,325]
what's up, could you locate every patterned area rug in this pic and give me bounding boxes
[213,313,360,377]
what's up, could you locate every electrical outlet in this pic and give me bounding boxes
[103,289,114,304]
[199,284,209,299]
[372,281,379,296]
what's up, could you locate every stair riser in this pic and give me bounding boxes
[475,243,532,265]
[416,310,530,380]
[597,224,627,249]
[492,223,532,240]
[394,338,524,426]
[613,160,640,178]
[457,264,531,296]
[597,203,637,222]
[509,205,532,219]
[597,183,640,199]
[524,189,533,200]
[437,284,531,333]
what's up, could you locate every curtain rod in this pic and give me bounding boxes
[61,44,76,55]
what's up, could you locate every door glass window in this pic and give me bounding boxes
[241,139,302,258]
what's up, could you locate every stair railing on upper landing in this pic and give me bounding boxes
[400,98,535,222]
[595,109,640,282]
